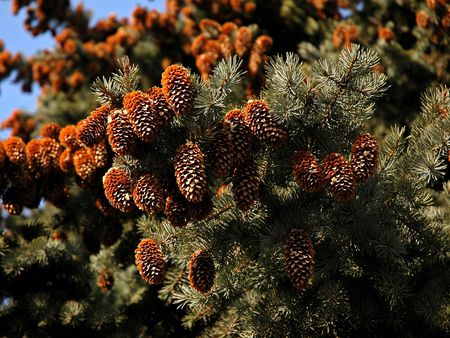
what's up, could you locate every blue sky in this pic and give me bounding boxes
[0,0,165,124]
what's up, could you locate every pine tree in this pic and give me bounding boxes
[0,1,449,337]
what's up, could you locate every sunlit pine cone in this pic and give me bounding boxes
[350,133,379,183]
[40,122,61,140]
[103,167,135,212]
[322,152,356,201]
[232,159,261,211]
[224,109,253,168]
[59,149,73,173]
[174,142,207,203]
[135,238,166,285]
[204,122,233,178]
[292,151,325,192]
[97,269,114,292]
[147,86,175,128]
[132,173,165,215]
[73,148,97,183]
[90,141,110,169]
[107,109,139,156]
[76,104,110,147]
[285,229,315,291]
[123,91,159,143]
[59,125,81,150]
[189,249,216,294]
[244,100,286,148]
[2,136,26,166]
[161,64,194,116]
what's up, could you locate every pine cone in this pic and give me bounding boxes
[132,173,165,215]
[322,152,356,201]
[107,109,139,156]
[187,193,214,221]
[59,125,80,150]
[90,141,110,169]
[189,249,215,293]
[292,151,325,192]
[204,122,233,177]
[161,64,194,116]
[174,142,207,203]
[40,122,61,140]
[103,167,135,212]
[285,229,315,291]
[350,133,379,183]
[224,109,253,168]
[59,149,73,172]
[2,136,26,165]
[73,148,97,183]
[123,91,159,143]
[232,159,261,211]
[243,100,286,148]
[97,269,114,292]
[76,104,110,146]
[165,194,191,227]
[135,238,166,285]
[147,86,175,128]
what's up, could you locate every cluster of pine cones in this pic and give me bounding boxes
[135,226,316,293]
[292,133,379,201]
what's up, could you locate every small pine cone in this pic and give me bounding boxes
[97,269,114,292]
[232,159,261,211]
[107,109,139,156]
[187,193,213,221]
[147,86,175,128]
[322,153,356,201]
[103,167,135,212]
[224,109,253,168]
[135,238,166,285]
[59,125,80,150]
[59,149,73,172]
[26,139,49,177]
[90,141,109,169]
[132,173,165,215]
[174,142,207,203]
[244,100,287,148]
[292,151,325,192]
[73,148,97,183]
[3,136,26,165]
[76,104,110,146]
[189,249,215,294]
[123,91,159,143]
[350,133,379,183]
[165,194,191,227]
[161,64,194,116]
[234,27,253,57]
[285,229,315,291]
[40,122,61,140]
[42,137,63,171]
[101,221,123,247]
[204,122,233,178]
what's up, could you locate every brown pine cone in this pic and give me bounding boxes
[132,173,165,215]
[135,238,166,285]
[322,152,356,201]
[232,159,261,211]
[292,151,325,192]
[76,104,110,146]
[189,249,215,293]
[350,133,379,183]
[165,194,191,227]
[224,109,253,168]
[204,122,233,178]
[107,109,139,156]
[147,86,175,128]
[161,64,194,116]
[103,167,135,212]
[285,229,315,291]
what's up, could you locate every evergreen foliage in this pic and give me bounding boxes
[0,1,449,337]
